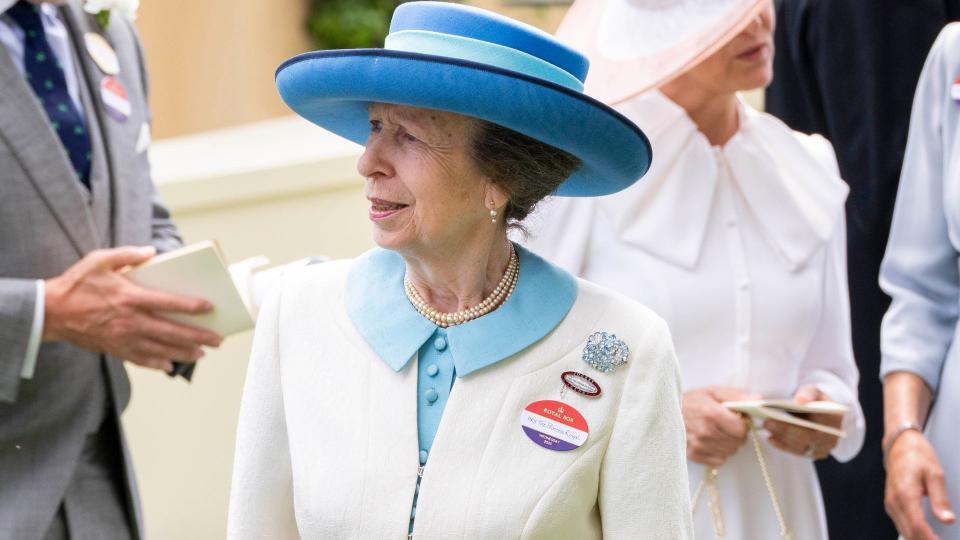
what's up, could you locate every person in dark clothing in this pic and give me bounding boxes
[766,1,960,538]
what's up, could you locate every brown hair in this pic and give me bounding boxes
[469,120,583,231]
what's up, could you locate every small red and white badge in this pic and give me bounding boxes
[520,399,589,452]
[952,76,960,101]
[100,76,131,122]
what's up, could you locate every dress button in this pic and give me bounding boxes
[738,281,750,291]
[425,388,439,404]
[426,364,439,377]
[726,219,737,228]
[419,449,428,464]
[434,336,447,351]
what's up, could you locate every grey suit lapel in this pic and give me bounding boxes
[59,4,127,248]
[0,40,99,256]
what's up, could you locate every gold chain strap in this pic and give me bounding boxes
[692,420,792,540]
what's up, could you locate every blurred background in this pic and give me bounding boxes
[126,1,571,538]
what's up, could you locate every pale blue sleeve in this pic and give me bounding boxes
[880,27,958,393]
[20,280,44,379]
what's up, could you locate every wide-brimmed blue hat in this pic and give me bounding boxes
[275,1,652,197]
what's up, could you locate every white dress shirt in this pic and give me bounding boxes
[0,1,85,378]
[525,90,866,540]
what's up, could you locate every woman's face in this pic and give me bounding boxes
[681,5,776,93]
[357,103,497,256]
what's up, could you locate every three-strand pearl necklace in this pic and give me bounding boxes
[404,245,519,328]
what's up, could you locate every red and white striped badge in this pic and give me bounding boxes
[100,76,131,122]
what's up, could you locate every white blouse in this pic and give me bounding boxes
[524,90,865,540]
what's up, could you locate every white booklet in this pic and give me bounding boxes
[123,241,256,336]
[723,399,848,438]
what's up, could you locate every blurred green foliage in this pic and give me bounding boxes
[309,0,409,49]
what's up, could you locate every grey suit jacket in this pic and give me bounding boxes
[0,3,180,538]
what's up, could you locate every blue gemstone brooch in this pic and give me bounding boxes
[582,331,630,373]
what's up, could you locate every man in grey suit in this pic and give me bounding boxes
[0,1,222,538]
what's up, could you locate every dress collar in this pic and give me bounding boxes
[345,244,577,377]
[600,90,848,271]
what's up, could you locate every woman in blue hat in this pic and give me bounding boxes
[227,2,692,538]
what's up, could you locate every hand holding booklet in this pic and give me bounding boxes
[122,241,256,336]
[722,399,848,438]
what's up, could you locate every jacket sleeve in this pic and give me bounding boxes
[227,285,299,538]
[0,278,39,403]
[121,18,182,254]
[879,27,958,395]
[599,316,693,539]
[796,215,865,462]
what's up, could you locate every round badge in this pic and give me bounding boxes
[85,33,120,75]
[520,399,589,452]
[100,76,131,122]
[561,371,602,397]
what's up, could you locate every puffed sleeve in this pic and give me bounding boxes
[599,316,693,539]
[879,27,957,394]
[796,215,865,462]
[227,285,300,538]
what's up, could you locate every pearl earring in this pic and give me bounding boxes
[490,209,497,224]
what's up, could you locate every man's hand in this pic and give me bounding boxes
[682,386,756,467]
[43,246,223,373]
[763,385,840,460]
[885,430,955,540]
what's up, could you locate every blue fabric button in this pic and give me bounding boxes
[425,388,439,404]
[426,364,439,377]
[434,336,447,351]
[419,449,428,464]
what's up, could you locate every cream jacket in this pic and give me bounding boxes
[228,257,693,539]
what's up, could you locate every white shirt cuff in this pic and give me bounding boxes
[21,280,44,379]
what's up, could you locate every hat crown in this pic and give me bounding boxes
[389,2,589,84]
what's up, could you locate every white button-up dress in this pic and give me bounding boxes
[880,24,960,539]
[524,90,866,540]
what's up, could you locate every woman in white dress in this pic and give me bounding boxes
[526,1,866,538]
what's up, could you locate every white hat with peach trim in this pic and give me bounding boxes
[556,0,771,105]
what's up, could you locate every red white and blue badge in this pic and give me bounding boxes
[520,399,589,452]
[952,76,960,101]
[100,76,131,122]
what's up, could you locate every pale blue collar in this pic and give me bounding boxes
[345,244,577,377]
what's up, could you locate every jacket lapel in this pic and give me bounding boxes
[0,37,98,256]
[60,3,132,248]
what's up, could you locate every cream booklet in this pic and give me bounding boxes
[723,399,848,438]
[123,241,255,336]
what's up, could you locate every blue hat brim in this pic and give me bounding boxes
[276,50,652,197]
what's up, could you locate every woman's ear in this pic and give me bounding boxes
[484,180,510,211]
